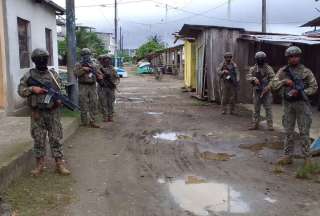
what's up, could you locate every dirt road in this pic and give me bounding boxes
[9,74,319,216]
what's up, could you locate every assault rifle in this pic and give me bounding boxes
[81,61,106,87]
[222,63,238,87]
[284,66,310,105]
[28,77,80,111]
[254,69,269,98]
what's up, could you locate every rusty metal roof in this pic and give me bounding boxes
[239,34,320,45]
[178,24,245,38]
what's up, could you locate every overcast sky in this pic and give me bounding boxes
[53,0,320,49]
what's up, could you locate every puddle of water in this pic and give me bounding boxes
[145,112,163,116]
[200,151,235,161]
[168,177,250,216]
[158,178,166,184]
[239,142,283,153]
[264,197,277,204]
[153,132,178,141]
[153,132,193,141]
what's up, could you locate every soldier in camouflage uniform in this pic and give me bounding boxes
[247,51,275,131]
[271,46,318,165]
[217,52,240,115]
[97,54,119,122]
[18,49,71,176]
[74,48,101,128]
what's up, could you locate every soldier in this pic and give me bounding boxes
[271,46,318,165]
[217,52,240,115]
[247,51,275,131]
[97,54,119,122]
[18,49,71,176]
[74,48,101,128]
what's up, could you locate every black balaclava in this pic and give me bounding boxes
[81,55,92,64]
[256,58,265,67]
[34,56,49,71]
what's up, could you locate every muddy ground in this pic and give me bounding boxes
[5,73,320,216]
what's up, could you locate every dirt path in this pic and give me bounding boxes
[60,74,319,216]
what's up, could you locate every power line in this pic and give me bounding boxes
[76,0,149,8]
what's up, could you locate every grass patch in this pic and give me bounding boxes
[4,171,76,216]
[296,162,320,179]
[61,108,80,118]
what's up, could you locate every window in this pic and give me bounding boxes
[17,17,30,68]
[45,28,53,65]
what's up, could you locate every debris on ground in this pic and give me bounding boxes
[200,151,235,161]
[185,176,206,184]
[272,165,285,174]
[239,142,283,153]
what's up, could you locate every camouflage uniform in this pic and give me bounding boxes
[271,64,318,158]
[217,60,240,113]
[98,65,119,119]
[74,49,99,125]
[247,63,275,128]
[18,67,63,159]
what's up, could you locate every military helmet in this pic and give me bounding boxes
[98,54,112,60]
[224,52,233,57]
[285,46,302,57]
[31,48,49,61]
[255,51,267,59]
[80,48,92,56]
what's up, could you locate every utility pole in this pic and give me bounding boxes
[119,26,122,53]
[227,0,231,20]
[262,0,267,33]
[66,0,78,104]
[114,0,118,67]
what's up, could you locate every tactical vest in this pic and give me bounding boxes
[27,69,58,110]
[77,63,97,85]
[100,66,117,89]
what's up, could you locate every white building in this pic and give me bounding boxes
[96,32,116,55]
[0,0,64,115]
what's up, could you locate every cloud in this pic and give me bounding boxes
[54,0,320,48]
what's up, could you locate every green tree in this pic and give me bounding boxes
[58,29,108,65]
[75,28,108,58]
[136,35,165,60]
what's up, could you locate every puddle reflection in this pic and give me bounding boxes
[145,112,164,116]
[153,132,178,141]
[167,177,250,216]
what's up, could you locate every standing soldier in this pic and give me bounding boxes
[18,49,70,176]
[97,54,119,122]
[247,51,275,131]
[271,46,318,165]
[74,48,101,128]
[217,52,240,115]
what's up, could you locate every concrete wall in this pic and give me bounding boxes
[4,0,59,113]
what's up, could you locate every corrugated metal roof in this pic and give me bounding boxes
[178,24,245,38]
[239,34,320,45]
[301,16,320,27]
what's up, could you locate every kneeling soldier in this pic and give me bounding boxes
[97,54,119,122]
[18,49,71,176]
[271,46,318,166]
[247,51,275,130]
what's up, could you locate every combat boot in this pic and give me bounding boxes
[90,122,101,128]
[276,155,293,166]
[248,123,259,130]
[31,157,44,177]
[55,159,71,176]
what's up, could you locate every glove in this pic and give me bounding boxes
[254,79,260,86]
[285,79,294,87]
[32,86,48,95]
